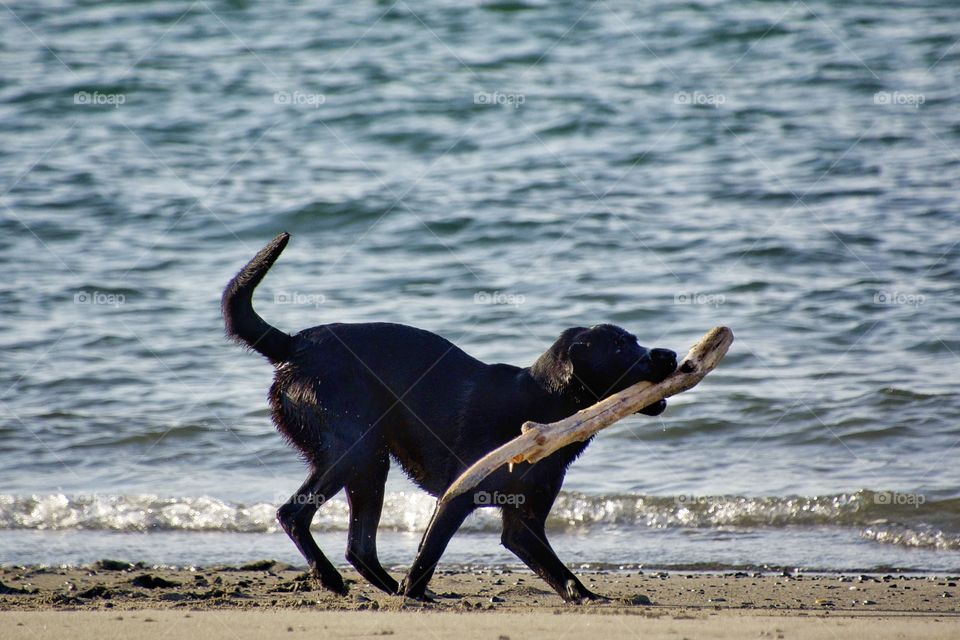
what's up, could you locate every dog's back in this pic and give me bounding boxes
[276,322,493,489]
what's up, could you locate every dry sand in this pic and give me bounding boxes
[2,562,959,639]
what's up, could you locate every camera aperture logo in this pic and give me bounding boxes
[74,290,125,307]
[674,291,725,307]
[874,491,925,508]
[274,90,326,108]
[274,291,326,307]
[474,490,525,506]
[873,91,925,109]
[74,91,125,108]
[675,494,737,507]
[874,290,924,308]
[474,91,525,109]
[474,290,525,307]
[674,90,725,109]
[284,493,328,507]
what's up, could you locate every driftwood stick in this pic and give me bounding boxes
[440,326,734,504]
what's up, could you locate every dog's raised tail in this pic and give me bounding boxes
[222,232,293,364]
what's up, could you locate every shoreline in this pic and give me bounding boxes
[3,563,959,638]
[3,562,959,612]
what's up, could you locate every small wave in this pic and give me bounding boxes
[0,492,444,534]
[0,494,282,534]
[549,491,889,529]
[3,491,958,548]
[861,524,960,551]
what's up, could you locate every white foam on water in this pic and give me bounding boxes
[2,490,957,551]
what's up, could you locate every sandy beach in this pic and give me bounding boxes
[5,0,960,638]
[3,562,959,638]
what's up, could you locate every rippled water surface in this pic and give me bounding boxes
[1,1,959,570]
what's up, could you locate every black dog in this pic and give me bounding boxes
[222,233,677,602]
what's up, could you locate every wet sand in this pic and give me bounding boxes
[2,562,959,639]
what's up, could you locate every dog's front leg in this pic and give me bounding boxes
[500,506,606,603]
[399,496,473,601]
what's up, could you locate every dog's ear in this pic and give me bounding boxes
[532,327,590,391]
[567,340,591,367]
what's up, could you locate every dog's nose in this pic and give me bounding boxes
[651,348,677,368]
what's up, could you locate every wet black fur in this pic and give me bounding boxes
[222,233,677,602]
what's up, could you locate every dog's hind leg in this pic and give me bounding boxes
[344,453,398,594]
[500,504,602,603]
[277,467,348,595]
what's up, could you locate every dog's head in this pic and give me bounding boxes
[535,324,677,415]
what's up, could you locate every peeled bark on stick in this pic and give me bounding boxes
[440,326,734,504]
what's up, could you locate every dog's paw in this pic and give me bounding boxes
[563,580,609,604]
[580,590,610,603]
[310,567,348,596]
[402,592,436,603]
[324,579,349,597]
[398,579,436,603]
